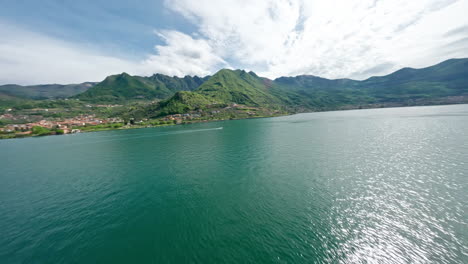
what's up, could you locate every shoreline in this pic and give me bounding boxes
[0,113,287,140]
[1,102,467,141]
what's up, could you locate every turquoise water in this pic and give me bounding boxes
[1,104,467,263]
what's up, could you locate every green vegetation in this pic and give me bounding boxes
[71,123,125,132]
[195,69,282,107]
[130,69,288,119]
[127,59,468,119]
[73,73,208,103]
[272,58,468,110]
[0,82,95,100]
[1,58,468,140]
[32,126,51,135]
[146,74,209,98]
[154,92,215,116]
[0,93,30,112]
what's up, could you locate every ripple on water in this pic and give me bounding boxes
[0,105,467,263]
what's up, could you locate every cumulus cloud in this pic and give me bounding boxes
[2,0,468,84]
[0,21,227,85]
[165,0,468,79]
[0,22,141,85]
[140,30,228,77]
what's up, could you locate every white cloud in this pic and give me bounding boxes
[0,22,226,85]
[140,30,228,77]
[0,22,140,85]
[2,1,468,84]
[166,0,468,79]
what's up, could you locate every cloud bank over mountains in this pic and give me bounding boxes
[162,0,468,79]
[0,0,467,84]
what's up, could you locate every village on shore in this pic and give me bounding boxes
[0,103,282,139]
[0,114,124,135]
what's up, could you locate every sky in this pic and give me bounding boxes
[0,0,468,85]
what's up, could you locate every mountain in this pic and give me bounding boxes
[0,92,29,110]
[357,58,468,101]
[73,73,157,102]
[195,69,283,106]
[2,58,467,116]
[154,91,217,116]
[271,76,362,110]
[136,58,468,117]
[74,73,209,102]
[137,69,288,118]
[0,82,96,100]
[272,58,468,109]
[146,74,209,98]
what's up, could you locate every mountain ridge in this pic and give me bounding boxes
[0,82,96,100]
[72,72,209,102]
[1,58,468,117]
[144,58,468,116]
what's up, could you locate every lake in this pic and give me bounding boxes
[1,104,467,263]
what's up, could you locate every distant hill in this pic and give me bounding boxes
[137,58,468,117]
[0,82,96,100]
[1,58,467,115]
[0,92,29,110]
[73,73,209,102]
[272,58,468,110]
[358,58,468,102]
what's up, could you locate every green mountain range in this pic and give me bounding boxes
[73,73,209,102]
[0,82,96,100]
[1,58,467,118]
[195,69,283,106]
[138,58,468,117]
[273,58,468,109]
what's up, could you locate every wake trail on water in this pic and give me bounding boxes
[63,127,223,146]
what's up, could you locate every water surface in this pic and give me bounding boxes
[1,105,467,263]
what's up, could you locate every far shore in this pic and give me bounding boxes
[2,101,467,141]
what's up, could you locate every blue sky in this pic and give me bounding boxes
[0,0,194,59]
[1,0,468,84]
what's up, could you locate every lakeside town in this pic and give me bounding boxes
[0,114,124,134]
[0,103,284,139]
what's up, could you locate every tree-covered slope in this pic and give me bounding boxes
[74,73,208,102]
[151,91,216,116]
[146,74,209,99]
[130,58,468,119]
[358,58,468,101]
[73,73,158,102]
[0,92,30,111]
[195,69,283,106]
[272,58,468,108]
[2,58,467,116]
[272,76,365,109]
[133,69,287,118]
[0,82,95,100]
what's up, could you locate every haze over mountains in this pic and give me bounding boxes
[0,82,96,100]
[1,58,467,115]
